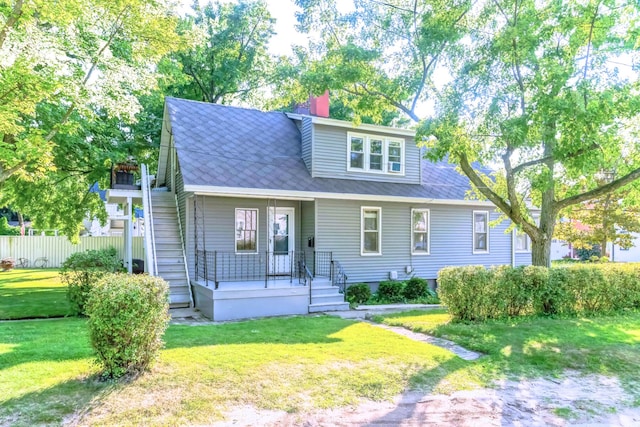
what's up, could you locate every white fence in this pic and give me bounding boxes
[0,236,144,268]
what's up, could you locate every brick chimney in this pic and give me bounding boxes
[310,90,330,118]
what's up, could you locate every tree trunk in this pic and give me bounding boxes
[531,236,552,267]
[600,238,608,258]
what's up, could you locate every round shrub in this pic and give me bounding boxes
[346,283,372,305]
[403,277,429,300]
[61,247,123,316]
[377,280,405,303]
[86,273,170,379]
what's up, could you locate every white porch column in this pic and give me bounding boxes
[126,197,133,274]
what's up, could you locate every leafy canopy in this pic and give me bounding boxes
[294,0,640,265]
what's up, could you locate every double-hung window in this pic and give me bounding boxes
[235,208,258,253]
[411,209,430,255]
[348,133,404,174]
[515,232,530,252]
[350,136,365,169]
[473,211,489,253]
[369,138,383,171]
[361,207,381,255]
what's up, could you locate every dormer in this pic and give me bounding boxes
[288,93,420,185]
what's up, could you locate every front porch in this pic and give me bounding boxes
[191,250,347,321]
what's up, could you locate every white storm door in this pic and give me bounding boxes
[268,207,295,275]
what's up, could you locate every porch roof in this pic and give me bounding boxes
[164,97,482,202]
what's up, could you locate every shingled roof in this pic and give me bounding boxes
[164,97,478,201]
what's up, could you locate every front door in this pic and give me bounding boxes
[268,207,295,275]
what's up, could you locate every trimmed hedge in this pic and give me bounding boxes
[86,273,170,379]
[60,247,123,315]
[403,277,429,300]
[346,283,372,304]
[377,280,405,303]
[438,263,640,322]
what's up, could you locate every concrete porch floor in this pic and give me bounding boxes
[196,278,307,290]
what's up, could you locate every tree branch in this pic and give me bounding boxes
[512,143,599,175]
[556,167,640,210]
[43,5,132,143]
[459,152,538,236]
[0,0,24,50]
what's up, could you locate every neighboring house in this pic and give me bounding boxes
[145,95,532,320]
[86,183,144,237]
[551,236,640,262]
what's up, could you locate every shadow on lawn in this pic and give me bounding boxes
[0,376,116,427]
[375,310,640,402]
[0,318,90,371]
[0,275,60,285]
[164,315,354,349]
[0,316,354,372]
[363,357,474,426]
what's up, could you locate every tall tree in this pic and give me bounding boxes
[293,0,470,124]
[171,0,276,104]
[295,0,640,266]
[0,0,181,239]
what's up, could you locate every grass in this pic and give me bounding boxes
[0,315,476,426]
[373,309,640,393]
[0,268,68,319]
[3,296,639,425]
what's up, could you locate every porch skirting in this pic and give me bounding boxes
[191,280,310,321]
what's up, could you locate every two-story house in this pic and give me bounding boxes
[149,96,531,321]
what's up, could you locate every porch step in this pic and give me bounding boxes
[157,271,189,281]
[311,293,346,304]
[308,302,350,313]
[310,284,339,296]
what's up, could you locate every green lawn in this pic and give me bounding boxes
[373,309,640,393]
[0,268,69,319]
[0,315,475,426]
[2,308,639,425]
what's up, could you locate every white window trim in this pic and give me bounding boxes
[347,132,405,176]
[235,208,259,254]
[361,206,382,256]
[515,231,531,253]
[472,210,490,254]
[411,208,430,255]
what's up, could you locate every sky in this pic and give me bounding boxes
[178,0,356,57]
[178,0,304,56]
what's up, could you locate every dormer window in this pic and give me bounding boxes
[348,132,404,174]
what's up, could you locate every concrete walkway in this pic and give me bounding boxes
[328,304,482,361]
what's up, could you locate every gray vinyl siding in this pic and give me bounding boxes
[315,199,517,282]
[300,200,316,270]
[312,124,421,184]
[185,197,303,275]
[301,117,313,173]
[175,160,188,247]
[164,140,173,191]
[515,252,532,266]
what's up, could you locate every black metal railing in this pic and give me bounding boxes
[313,251,333,278]
[195,250,307,289]
[331,259,348,299]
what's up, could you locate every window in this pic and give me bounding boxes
[369,138,383,171]
[235,209,258,253]
[361,207,381,255]
[515,231,530,252]
[349,136,364,169]
[473,211,489,253]
[348,133,404,174]
[388,140,402,172]
[411,209,430,255]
